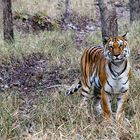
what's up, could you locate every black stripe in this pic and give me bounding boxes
[82,88,89,94]
[72,81,82,93]
[87,84,90,89]
[81,94,86,97]
[93,49,102,61]
[65,81,82,96]
[110,74,123,80]
[90,47,101,55]
[117,97,121,101]
[92,77,96,85]
[98,79,102,88]
[96,96,101,100]
[107,80,113,89]
[87,47,96,56]
[108,63,117,77]
[78,81,82,84]
[84,49,89,77]
[110,75,117,80]
[73,88,78,92]
[112,61,122,66]
[92,76,101,89]
[119,61,127,75]
[69,90,75,94]
[122,78,128,85]
[110,61,128,77]
[96,45,103,48]
[89,47,97,55]
[121,89,128,93]
[65,90,74,95]
[104,90,111,95]
[87,48,92,63]
[78,81,82,87]
[94,86,101,96]
[89,47,102,59]
[89,47,98,61]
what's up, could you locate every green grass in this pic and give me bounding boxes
[0,30,79,66]
[0,16,140,140]
[0,91,20,139]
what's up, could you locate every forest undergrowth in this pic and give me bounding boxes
[0,0,140,139]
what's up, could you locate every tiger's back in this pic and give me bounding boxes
[65,46,106,97]
[80,46,106,98]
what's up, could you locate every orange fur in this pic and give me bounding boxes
[66,34,131,122]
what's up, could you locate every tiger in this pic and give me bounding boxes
[65,33,131,122]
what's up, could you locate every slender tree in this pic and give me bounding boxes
[129,0,140,23]
[97,0,118,45]
[2,0,14,43]
[64,0,70,23]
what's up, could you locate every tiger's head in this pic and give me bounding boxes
[104,33,130,63]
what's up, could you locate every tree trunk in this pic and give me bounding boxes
[2,0,14,43]
[97,0,118,45]
[64,0,70,23]
[129,0,140,23]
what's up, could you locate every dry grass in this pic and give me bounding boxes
[0,0,140,140]
[0,25,140,139]
[11,0,129,21]
[12,0,97,19]
[0,79,140,140]
[12,0,61,18]
[0,1,3,30]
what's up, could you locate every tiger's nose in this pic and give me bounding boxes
[114,54,120,57]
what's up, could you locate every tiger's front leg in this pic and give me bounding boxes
[116,91,128,123]
[101,89,112,121]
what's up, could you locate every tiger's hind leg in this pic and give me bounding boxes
[80,85,93,122]
[93,87,102,116]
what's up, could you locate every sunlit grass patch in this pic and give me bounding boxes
[0,30,81,67]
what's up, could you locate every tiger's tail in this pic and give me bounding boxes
[65,81,82,96]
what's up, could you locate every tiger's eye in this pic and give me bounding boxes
[119,44,123,47]
[109,45,113,48]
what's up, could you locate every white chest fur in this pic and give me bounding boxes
[105,61,130,94]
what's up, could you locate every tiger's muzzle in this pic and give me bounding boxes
[105,47,130,63]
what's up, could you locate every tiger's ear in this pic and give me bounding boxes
[103,36,110,45]
[122,32,129,39]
